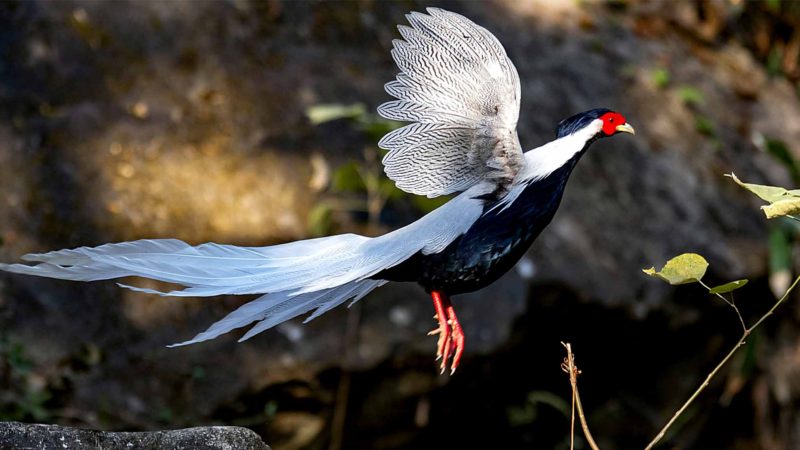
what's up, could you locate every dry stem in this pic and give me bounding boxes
[561,342,600,450]
[560,275,800,450]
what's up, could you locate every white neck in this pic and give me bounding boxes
[487,119,603,213]
[520,118,602,182]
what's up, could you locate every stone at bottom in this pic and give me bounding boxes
[0,421,270,450]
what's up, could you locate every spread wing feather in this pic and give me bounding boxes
[378,7,524,198]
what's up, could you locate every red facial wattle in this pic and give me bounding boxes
[600,112,627,135]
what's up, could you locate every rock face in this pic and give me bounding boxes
[2,1,800,449]
[0,421,270,450]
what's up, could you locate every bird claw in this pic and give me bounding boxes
[429,291,465,375]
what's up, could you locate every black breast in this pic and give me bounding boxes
[374,158,580,294]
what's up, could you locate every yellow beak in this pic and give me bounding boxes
[615,123,635,135]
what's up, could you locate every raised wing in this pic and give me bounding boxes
[378,8,524,198]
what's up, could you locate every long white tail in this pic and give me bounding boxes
[0,236,385,345]
[0,187,487,345]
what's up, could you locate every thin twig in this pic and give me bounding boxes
[561,342,601,450]
[644,275,800,450]
[698,280,747,333]
[566,348,575,450]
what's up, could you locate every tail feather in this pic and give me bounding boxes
[0,186,485,344]
[169,279,385,346]
[20,236,367,266]
[116,283,235,297]
[1,234,371,291]
[303,280,385,323]
[0,261,133,282]
[0,234,398,344]
[239,282,363,342]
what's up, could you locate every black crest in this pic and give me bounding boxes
[555,108,612,138]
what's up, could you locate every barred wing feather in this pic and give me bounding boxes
[378,8,524,198]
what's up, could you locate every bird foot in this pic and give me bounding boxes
[429,291,465,375]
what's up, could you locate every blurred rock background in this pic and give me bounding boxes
[2,0,800,449]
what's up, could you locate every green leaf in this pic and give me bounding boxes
[766,0,781,12]
[708,279,748,294]
[694,116,715,136]
[331,162,365,193]
[306,103,367,125]
[651,68,670,89]
[643,253,709,285]
[677,86,704,106]
[726,173,789,203]
[767,48,782,76]
[762,197,800,219]
[264,400,279,418]
[307,203,332,237]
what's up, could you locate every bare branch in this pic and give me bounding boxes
[644,275,800,450]
[561,342,600,450]
[699,280,747,333]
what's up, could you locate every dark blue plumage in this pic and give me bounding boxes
[556,108,612,138]
[374,146,588,294]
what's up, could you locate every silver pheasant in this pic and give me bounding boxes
[0,8,634,374]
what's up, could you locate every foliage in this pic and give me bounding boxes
[677,86,704,106]
[306,104,368,126]
[726,173,800,219]
[642,253,709,285]
[565,173,800,449]
[640,248,747,303]
[746,139,800,295]
[693,116,715,136]
[708,279,748,294]
[644,173,800,295]
[676,85,717,143]
[650,68,670,89]
[679,1,800,84]
[306,103,400,142]
[307,203,333,237]
[0,337,53,422]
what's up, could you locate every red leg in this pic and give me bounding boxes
[428,290,450,364]
[445,303,465,374]
[428,291,465,375]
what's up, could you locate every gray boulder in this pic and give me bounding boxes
[0,421,269,450]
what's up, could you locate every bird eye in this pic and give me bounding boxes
[609,117,615,123]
